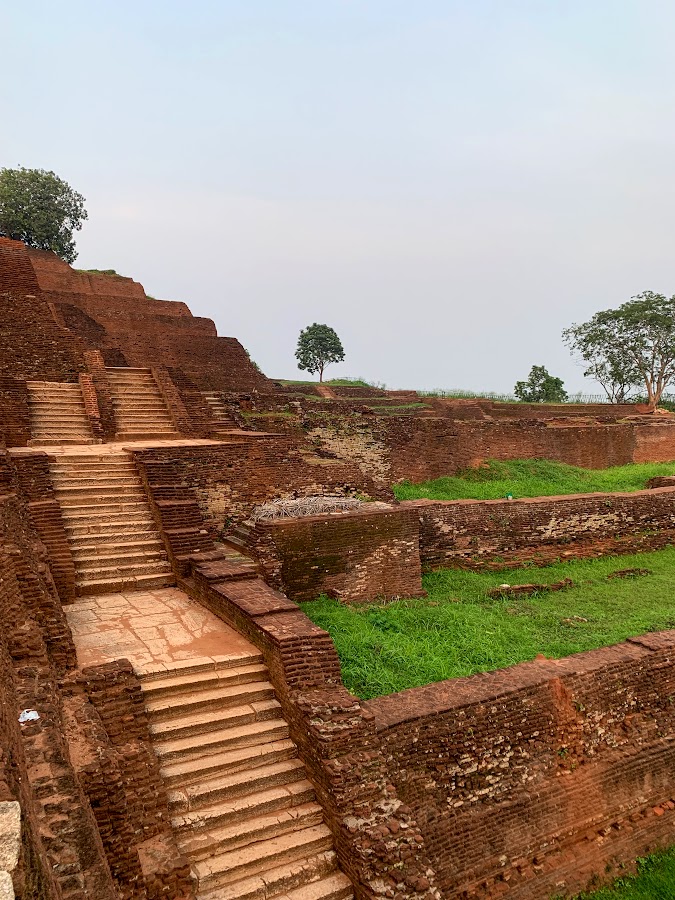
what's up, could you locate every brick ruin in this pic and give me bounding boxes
[1,235,675,899]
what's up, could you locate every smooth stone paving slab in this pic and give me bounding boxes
[65,587,256,674]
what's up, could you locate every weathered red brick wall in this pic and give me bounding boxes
[366,634,675,898]
[250,505,423,603]
[386,419,641,480]
[188,563,442,900]
[26,246,274,393]
[61,661,195,900]
[412,486,675,569]
[0,376,31,447]
[11,451,78,602]
[0,485,116,899]
[131,438,393,537]
[0,292,87,382]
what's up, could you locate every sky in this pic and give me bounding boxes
[4,0,675,393]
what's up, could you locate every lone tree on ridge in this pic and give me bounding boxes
[0,166,88,264]
[295,323,345,382]
[514,365,568,403]
[563,292,675,409]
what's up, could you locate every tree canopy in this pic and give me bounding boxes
[563,292,675,408]
[514,365,568,403]
[295,323,345,382]
[0,167,88,264]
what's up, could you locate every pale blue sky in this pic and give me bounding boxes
[4,1,675,391]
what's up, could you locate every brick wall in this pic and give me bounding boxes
[61,661,195,900]
[0,483,116,899]
[25,246,274,393]
[131,438,393,538]
[366,634,675,898]
[188,563,442,900]
[249,505,424,603]
[412,486,675,569]
[307,414,675,484]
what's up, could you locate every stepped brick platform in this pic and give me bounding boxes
[49,451,174,595]
[106,366,179,439]
[27,381,96,445]
[65,589,352,900]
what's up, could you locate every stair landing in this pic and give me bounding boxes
[64,587,255,674]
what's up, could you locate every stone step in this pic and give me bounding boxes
[139,653,264,682]
[61,512,155,530]
[171,780,315,834]
[284,872,353,900]
[197,852,343,900]
[76,550,168,572]
[29,411,90,422]
[28,381,84,389]
[115,429,177,437]
[65,520,158,538]
[76,559,172,581]
[113,415,175,424]
[161,738,296,788]
[150,698,281,742]
[55,481,144,495]
[76,572,174,596]
[112,404,173,412]
[30,438,98,446]
[169,758,308,814]
[145,681,276,722]
[53,468,141,480]
[194,824,334,893]
[50,464,138,478]
[72,538,166,559]
[153,718,289,765]
[60,500,149,516]
[178,801,324,862]
[141,664,269,701]
[68,529,162,548]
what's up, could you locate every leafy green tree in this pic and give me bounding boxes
[295,323,345,382]
[514,365,568,403]
[563,292,675,409]
[0,167,88,263]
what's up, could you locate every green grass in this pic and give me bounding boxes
[75,267,125,277]
[301,547,675,699]
[393,459,675,502]
[568,846,675,898]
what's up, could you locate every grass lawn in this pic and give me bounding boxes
[393,459,675,502]
[300,547,675,699]
[568,847,675,898]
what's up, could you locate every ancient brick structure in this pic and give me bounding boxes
[367,635,675,898]
[5,234,675,898]
[247,504,424,603]
[412,486,675,569]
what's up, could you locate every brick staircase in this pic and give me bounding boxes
[202,391,240,429]
[106,367,179,439]
[141,654,353,900]
[27,381,96,445]
[49,452,174,595]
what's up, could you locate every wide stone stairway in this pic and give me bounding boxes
[142,656,351,900]
[27,381,95,445]
[49,451,174,595]
[66,589,353,900]
[106,367,179,439]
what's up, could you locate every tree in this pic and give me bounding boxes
[514,365,568,403]
[295,323,345,382]
[563,292,675,409]
[0,167,88,263]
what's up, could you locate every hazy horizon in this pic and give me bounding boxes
[5,1,675,393]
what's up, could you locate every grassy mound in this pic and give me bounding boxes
[571,846,675,898]
[393,459,675,501]
[301,548,675,699]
